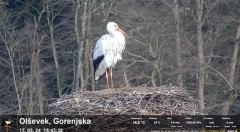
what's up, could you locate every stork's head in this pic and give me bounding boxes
[107,22,129,38]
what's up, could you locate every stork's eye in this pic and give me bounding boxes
[114,25,118,28]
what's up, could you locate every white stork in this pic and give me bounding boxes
[5,119,13,125]
[92,22,128,91]
[2,118,13,131]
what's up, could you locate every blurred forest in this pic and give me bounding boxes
[0,0,239,115]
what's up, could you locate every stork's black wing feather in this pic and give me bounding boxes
[92,54,104,73]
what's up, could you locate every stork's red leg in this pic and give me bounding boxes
[107,68,112,92]
[109,67,114,92]
[105,70,110,90]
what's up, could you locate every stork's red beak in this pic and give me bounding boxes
[116,28,129,39]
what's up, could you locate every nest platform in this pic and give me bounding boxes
[48,85,196,115]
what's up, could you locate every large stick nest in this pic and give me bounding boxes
[48,85,197,115]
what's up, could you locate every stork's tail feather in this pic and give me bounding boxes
[94,76,99,81]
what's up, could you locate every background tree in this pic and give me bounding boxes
[195,0,205,113]
[222,23,240,115]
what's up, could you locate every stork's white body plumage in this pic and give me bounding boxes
[92,22,128,91]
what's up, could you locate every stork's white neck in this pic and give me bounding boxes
[111,30,126,42]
